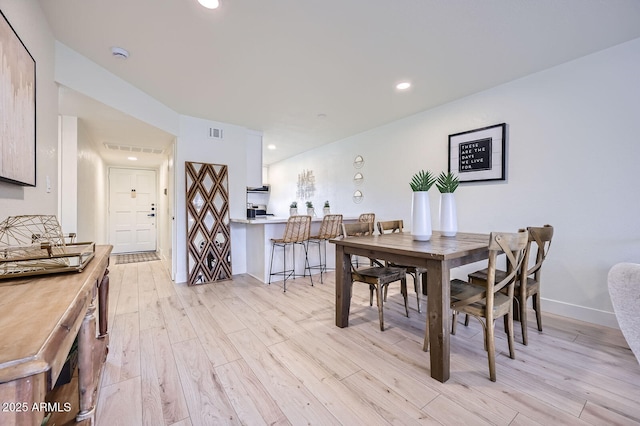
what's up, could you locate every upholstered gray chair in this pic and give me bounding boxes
[608,263,640,364]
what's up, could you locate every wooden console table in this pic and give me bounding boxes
[0,245,112,426]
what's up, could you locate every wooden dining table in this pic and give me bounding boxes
[330,231,490,383]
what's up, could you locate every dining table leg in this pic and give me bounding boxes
[335,245,352,327]
[426,259,450,382]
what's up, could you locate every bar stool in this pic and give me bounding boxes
[268,215,313,292]
[307,214,343,283]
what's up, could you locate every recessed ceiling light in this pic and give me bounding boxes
[198,0,219,9]
[396,82,411,90]
[267,144,276,150]
[127,156,137,161]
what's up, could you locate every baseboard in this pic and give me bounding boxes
[542,298,620,329]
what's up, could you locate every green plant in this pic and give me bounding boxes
[305,201,314,208]
[436,171,460,193]
[409,170,436,192]
[290,201,297,208]
[324,200,330,208]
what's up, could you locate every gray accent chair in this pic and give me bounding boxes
[608,263,640,364]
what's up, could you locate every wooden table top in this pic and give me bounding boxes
[0,245,112,383]
[330,231,490,262]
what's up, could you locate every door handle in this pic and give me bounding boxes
[147,213,155,217]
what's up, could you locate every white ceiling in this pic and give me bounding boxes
[40,0,640,167]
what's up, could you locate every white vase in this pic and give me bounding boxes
[323,207,330,216]
[289,207,298,216]
[411,191,432,241]
[307,207,315,217]
[439,193,458,237]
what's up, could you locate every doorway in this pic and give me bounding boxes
[109,168,157,254]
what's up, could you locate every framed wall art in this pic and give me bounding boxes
[448,123,506,183]
[0,10,36,186]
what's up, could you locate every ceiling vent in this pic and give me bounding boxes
[208,127,224,139]
[104,143,165,155]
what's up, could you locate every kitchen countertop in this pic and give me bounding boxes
[231,216,357,224]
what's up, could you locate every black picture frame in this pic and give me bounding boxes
[0,10,36,186]
[448,123,506,183]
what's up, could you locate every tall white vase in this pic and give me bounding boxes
[411,191,432,241]
[439,193,458,237]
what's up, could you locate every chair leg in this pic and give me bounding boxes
[519,296,529,346]
[268,242,275,285]
[302,242,313,287]
[318,240,324,284]
[464,314,470,326]
[423,314,430,352]
[375,284,385,331]
[486,320,497,382]
[283,244,288,292]
[414,272,421,313]
[451,311,458,335]
[401,278,409,317]
[533,293,543,332]
[369,285,374,306]
[506,312,516,359]
[383,283,388,301]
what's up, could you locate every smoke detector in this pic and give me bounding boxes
[111,47,129,60]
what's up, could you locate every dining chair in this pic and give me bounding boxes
[377,219,425,313]
[342,221,408,331]
[268,215,313,292]
[307,214,343,284]
[354,213,376,267]
[424,230,528,382]
[467,224,554,345]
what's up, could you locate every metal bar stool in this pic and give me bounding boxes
[268,215,313,292]
[307,214,343,284]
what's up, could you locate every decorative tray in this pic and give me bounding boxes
[0,242,95,280]
[0,215,95,280]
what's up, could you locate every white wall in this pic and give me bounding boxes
[0,0,58,217]
[174,115,259,283]
[58,116,78,235]
[77,119,107,243]
[269,37,640,328]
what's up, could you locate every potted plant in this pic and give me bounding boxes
[410,170,436,241]
[289,201,298,216]
[323,200,330,216]
[436,172,459,237]
[305,201,315,217]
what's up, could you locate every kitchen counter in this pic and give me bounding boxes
[230,216,357,284]
[232,216,348,224]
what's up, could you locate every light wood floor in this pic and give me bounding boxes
[96,260,640,426]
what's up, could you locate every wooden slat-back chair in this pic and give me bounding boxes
[307,214,343,283]
[424,230,528,381]
[377,220,425,313]
[341,221,408,331]
[467,224,554,345]
[268,215,313,292]
[354,213,375,267]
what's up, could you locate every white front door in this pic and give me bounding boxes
[109,168,157,253]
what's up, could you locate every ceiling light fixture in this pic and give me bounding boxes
[127,156,138,161]
[267,144,276,150]
[111,47,129,60]
[396,82,411,90]
[198,0,219,9]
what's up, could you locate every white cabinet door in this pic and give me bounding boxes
[109,168,157,253]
